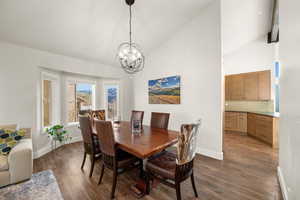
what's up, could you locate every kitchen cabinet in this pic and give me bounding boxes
[258,71,271,100]
[225,111,278,148]
[225,70,271,101]
[229,75,244,100]
[225,76,230,101]
[244,73,259,100]
[225,112,247,133]
[247,113,256,137]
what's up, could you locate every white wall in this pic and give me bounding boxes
[0,41,133,157]
[133,0,223,160]
[278,0,300,199]
[224,36,276,75]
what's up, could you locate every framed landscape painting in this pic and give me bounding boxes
[148,75,181,104]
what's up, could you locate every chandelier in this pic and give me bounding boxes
[117,0,145,74]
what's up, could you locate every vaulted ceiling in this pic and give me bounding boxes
[0,0,212,67]
[222,0,274,55]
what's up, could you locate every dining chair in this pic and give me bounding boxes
[150,112,170,129]
[131,110,144,124]
[90,110,106,129]
[91,110,106,120]
[95,120,142,199]
[145,121,201,200]
[79,109,92,116]
[79,115,102,177]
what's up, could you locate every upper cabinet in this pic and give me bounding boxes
[258,71,271,100]
[225,70,271,101]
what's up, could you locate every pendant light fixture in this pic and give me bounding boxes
[117,0,145,74]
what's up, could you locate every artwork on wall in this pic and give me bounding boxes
[148,75,181,104]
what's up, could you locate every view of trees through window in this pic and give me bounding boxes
[67,83,93,122]
[43,80,52,127]
[105,85,118,120]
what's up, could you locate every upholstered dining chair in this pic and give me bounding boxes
[146,121,201,200]
[79,115,102,177]
[90,110,106,128]
[95,120,142,199]
[90,110,106,120]
[150,112,170,129]
[131,110,144,124]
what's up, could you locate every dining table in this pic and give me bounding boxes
[91,121,179,197]
[112,121,178,159]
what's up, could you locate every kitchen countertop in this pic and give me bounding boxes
[225,110,280,118]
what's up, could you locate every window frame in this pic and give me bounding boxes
[41,71,60,129]
[103,81,120,120]
[65,77,96,125]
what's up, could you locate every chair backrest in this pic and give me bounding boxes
[176,120,201,165]
[79,115,93,145]
[150,112,170,129]
[131,110,144,124]
[95,120,116,156]
[91,110,106,120]
[79,109,91,116]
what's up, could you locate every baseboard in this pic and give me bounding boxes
[33,136,82,159]
[277,166,289,200]
[197,147,223,160]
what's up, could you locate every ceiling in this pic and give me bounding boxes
[0,0,212,67]
[222,0,274,55]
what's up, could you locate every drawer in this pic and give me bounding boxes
[255,115,273,122]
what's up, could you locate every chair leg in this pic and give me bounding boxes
[98,163,105,185]
[175,182,182,200]
[139,159,144,178]
[89,156,95,177]
[111,170,118,199]
[81,152,87,169]
[146,173,150,195]
[191,172,198,197]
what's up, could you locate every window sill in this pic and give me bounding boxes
[65,122,79,128]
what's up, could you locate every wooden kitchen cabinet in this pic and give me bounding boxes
[247,113,278,148]
[229,75,244,100]
[237,112,247,132]
[226,111,279,148]
[225,70,271,101]
[225,112,238,131]
[258,71,271,100]
[225,76,230,101]
[247,113,256,137]
[244,72,259,100]
[225,112,247,133]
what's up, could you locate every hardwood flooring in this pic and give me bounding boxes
[34,132,283,200]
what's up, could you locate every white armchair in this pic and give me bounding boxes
[0,125,33,187]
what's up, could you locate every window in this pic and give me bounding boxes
[67,81,95,123]
[41,72,60,128]
[104,84,119,120]
[43,80,52,127]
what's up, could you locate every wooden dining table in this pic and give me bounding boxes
[111,121,178,159]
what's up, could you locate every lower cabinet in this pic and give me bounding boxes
[251,115,278,148]
[225,111,278,148]
[247,113,256,137]
[225,112,247,133]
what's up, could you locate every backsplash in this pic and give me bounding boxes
[225,101,274,112]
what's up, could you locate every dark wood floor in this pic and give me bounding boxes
[34,132,283,200]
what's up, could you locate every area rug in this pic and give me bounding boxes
[0,170,64,200]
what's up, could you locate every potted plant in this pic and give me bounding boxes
[45,125,71,149]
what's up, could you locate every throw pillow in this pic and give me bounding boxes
[0,128,25,155]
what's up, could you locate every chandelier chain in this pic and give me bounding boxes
[129,5,132,46]
[117,0,144,74]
